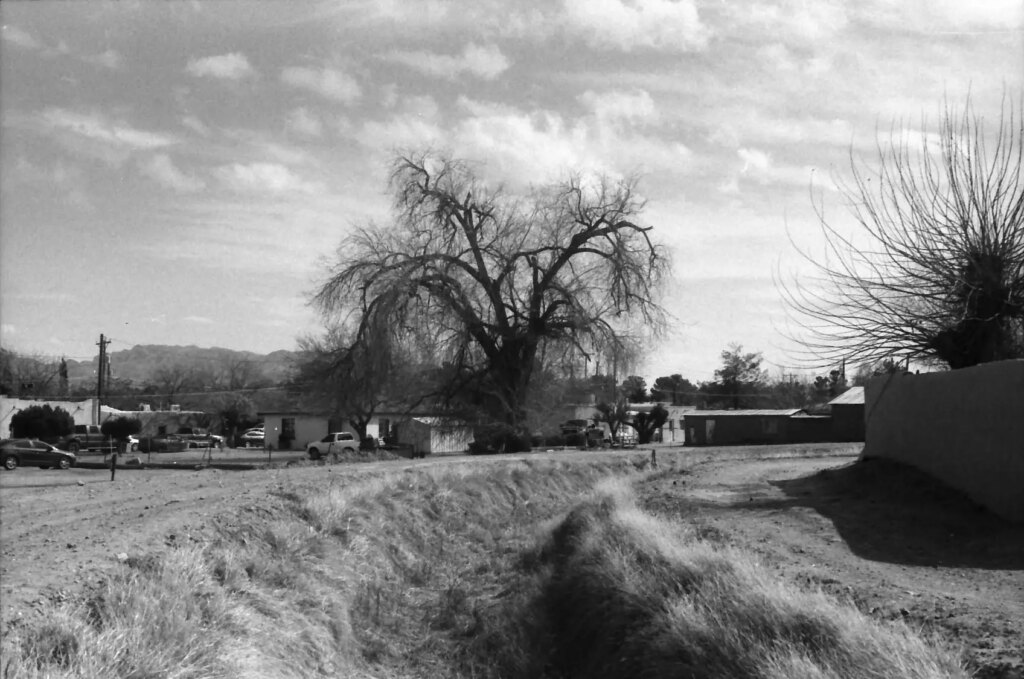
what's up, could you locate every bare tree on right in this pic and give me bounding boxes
[784,93,1023,369]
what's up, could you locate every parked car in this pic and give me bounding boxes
[306,432,357,460]
[1,438,77,470]
[238,427,265,448]
[175,427,225,449]
[137,435,190,453]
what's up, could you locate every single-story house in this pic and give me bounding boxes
[828,386,865,441]
[258,410,471,453]
[563,401,697,443]
[259,411,367,451]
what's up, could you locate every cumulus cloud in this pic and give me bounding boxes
[215,162,321,194]
[285,107,324,137]
[181,115,210,136]
[734,146,817,187]
[82,49,124,70]
[579,89,658,128]
[2,25,41,50]
[41,108,176,150]
[186,52,256,80]
[139,154,206,193]
[562,0,709,52]
[281,65,361,103]
[386,42,510,80]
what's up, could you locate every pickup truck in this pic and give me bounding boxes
[60,424,139,453]
[175,427,225,449]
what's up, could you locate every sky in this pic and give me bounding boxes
[1,0,1022,384]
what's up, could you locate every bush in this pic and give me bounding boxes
[101,416,142,442]
[360,437,378,451]
[10,405,73,440]
[470,423,532,454]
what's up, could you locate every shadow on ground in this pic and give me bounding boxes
[769,458,1024,570]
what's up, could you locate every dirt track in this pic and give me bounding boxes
[1,444,1021,677]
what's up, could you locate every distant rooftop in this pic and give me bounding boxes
[828,386,865,406]
[684,409,804,418]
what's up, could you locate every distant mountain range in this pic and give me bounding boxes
[64,344,300,388]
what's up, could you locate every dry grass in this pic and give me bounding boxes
[1,455,967,678]
[474,479,968,679]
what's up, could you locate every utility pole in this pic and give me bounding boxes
[96,334,110,424]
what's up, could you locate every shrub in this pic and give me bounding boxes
[100,416,142,442]
[360,437,378,451]
[10,405,74,440]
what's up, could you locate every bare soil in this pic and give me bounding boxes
[1,445,1021,677]
[637,449,1024,679]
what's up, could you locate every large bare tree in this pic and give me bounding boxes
[314,152,669,438]
[784,94,1024,369]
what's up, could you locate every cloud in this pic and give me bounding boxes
[281,65,361,103]
[579,89,658,128]
[181,115,210,136]
[41,108,176,151]
[562,0,709,52]
[386,42,510,80]
[285,107,324,137]
[139,154,206,193]
[2,25,41,50]
[215,162,321,194]
[186,52,256,80]
[733,146,818,188]
[82,49,124,70]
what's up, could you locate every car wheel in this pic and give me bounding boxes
[343,447,355,456]
[58,458,72,470]
[3,456,17,470]
[308,447,319,460]
[68,441,80,454]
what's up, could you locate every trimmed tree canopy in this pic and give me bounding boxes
[100,416,141,441]
[10,405,74,439]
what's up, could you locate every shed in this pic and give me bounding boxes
[828,387,865,441]
[683,409,804,446]
[395,417,472,455]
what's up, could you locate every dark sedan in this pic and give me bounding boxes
[1,439,77,470]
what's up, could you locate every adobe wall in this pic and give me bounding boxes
[1,397,97,434]
[863,360,1024,521]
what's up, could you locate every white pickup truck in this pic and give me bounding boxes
[306,432,357,460]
